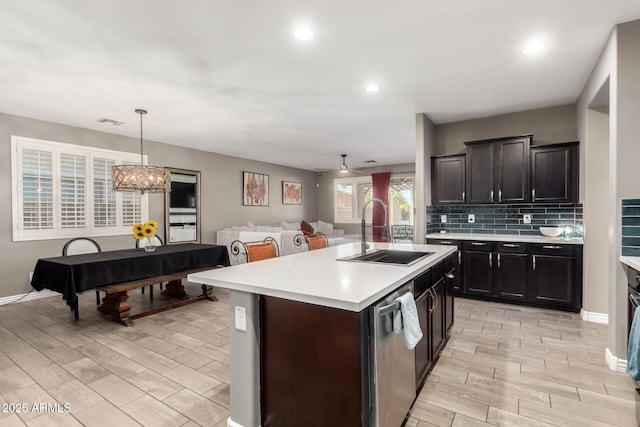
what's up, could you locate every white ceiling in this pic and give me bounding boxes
[2,1,640,172]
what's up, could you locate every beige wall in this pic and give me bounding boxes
[433,104,578,156]
[0,113,317,299]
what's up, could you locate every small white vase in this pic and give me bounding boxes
[144,237,156,252]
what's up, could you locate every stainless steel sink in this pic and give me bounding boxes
[337,249,434,266]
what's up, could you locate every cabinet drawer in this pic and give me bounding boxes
[414,269,432,297]
[427,239,460,248]
[496,242,528,254]
[431,261,444,285]
[462,241,493,252]
[530,243,574,257]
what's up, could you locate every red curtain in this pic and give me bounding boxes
[372,172,391,242]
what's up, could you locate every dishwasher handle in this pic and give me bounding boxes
[377,300,400,316]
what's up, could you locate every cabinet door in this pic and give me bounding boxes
[530,142,578,203]
[494,252,528,300]
[495,137,530,203]
[466,142,494,204]
[463,244,493,296]
[430,280,446,359]
[431,155,466,204]
[428,240,462,292]
[531,255,574,306]
[415,290,431,388]
[445,266,455,333]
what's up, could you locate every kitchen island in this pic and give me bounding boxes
[189,242,456,427]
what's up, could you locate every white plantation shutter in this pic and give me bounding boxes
[11,136,148,241]
[335,182,355,223]
[21,148,54,230]
[93,157,117,227]
[60,153,86,228]
[334,177,373,223]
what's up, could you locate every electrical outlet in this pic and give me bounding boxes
[468,214,475,223]
[234,306,247,331]
[441,214,447,223]
[523,214,531,224]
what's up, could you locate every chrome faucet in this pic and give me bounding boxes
[361,198,389,254]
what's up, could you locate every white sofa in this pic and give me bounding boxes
[216,220,360,265]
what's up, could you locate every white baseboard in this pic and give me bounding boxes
[580,309,608,324]
[605,347,628,373]
[0,290,59,306]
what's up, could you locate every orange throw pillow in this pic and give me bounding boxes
[300,220,314,236]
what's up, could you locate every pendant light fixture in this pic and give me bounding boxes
[339,154,349,173]
[112,109,171,193]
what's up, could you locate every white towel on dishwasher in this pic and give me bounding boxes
[393,292,423,350]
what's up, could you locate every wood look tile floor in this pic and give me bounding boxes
[0,286,636,426]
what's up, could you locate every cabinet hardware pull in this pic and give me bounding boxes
[471,242,487,246]
[489,253,492,268]
[440,241,452,244]
[533,255,536,271]
[490,189,494,202]
[462,191,465,202]
[431,288,439,311]
[499,189,502,203]
[427,288,435,313]
[497,253,501,269]
[503,243,520,248]
[532,188,536,201]
[458,250,461,265]
[542,245,561,249]
[446,272,455,279]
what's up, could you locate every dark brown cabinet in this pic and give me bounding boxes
[530,142,579,203]
[431,154,466,205]
[444,252,457,333]
[414,256,454,389]
[530,243,582,311]
[494,242,529,301]
[435,237,582,312]
[428,239,462,292]
[463,241,493,295]
[465,135,531,204]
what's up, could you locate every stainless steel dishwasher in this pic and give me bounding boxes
[371,280,416,427]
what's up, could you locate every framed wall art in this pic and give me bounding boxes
[282,181,302,205]
[243,171,269,206]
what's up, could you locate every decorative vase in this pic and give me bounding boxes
[144,237,156,252]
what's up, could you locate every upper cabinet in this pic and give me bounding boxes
[530,142,579,203]
[431,154,466,205]
[465,135,531,204]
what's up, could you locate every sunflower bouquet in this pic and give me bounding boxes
[133,220,158,251]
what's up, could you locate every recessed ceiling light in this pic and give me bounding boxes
[365,84,381,93]
[521,42,546,55]
[294,27,314,41]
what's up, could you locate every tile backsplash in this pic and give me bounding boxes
[622,199,640,256]
[427,203,583,237]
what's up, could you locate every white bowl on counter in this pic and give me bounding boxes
[539,227,563,237]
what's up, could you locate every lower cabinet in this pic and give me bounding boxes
[429,238,582,312]
[414,254,455,390]
[529,243,582,311]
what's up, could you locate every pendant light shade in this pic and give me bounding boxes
[112,109,171,193]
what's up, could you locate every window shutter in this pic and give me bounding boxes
[21,148,54,230]
[356,181,373,222]
[60,153,86,229]
[121,161,143,226]
[93,157,117,227]
[335,182,355,223]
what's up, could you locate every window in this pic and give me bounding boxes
[334,174,414,225]
[11,136,148,241]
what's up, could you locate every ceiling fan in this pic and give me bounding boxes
[315,154,363,175]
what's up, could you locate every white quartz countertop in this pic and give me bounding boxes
[188,242,456,312]
[621,256,640,271]
[426,232,584,245]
